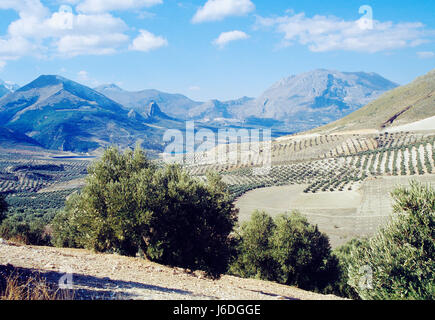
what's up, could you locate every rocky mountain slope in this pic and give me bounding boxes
[311,69,435,134]
[228,69,398,132]
[96,70,396,132]
[0,241,343,300]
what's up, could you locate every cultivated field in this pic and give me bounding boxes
[182,131,435,247]
[1,130,434,247]
[0,148,91,216]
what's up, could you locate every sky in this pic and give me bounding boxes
[0,0,434,101]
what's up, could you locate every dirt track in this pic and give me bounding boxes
[0,241,343,300]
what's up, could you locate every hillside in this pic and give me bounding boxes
[0,241,342,300]
[311,69,435,134]
[0,127,42,148]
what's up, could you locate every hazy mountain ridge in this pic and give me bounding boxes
[228,70,398,131]
[97,70,396,132]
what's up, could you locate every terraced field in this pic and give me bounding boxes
[180,131,435,247]
[183,131,435,195]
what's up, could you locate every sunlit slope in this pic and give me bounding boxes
[310,69,435,134]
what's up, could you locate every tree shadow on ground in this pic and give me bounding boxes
[0,264,209,300]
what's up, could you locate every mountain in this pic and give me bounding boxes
[311,69,435,134]
[95,70,396,133]
[94,84,201,119]
[0,75,166,153]
[228,69,398,132]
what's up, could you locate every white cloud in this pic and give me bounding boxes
[256,12,433,53]
[0,36,38,58]
[417,51,434,59]
[189,85,201,91]
[0,1,137,59]
[57,33,129,56]
[77,0,162,13]
[76,69,100,86]
[192,0,255,23]
[0,61,6,71]
[213,30,249,48]
[129,30,168,52]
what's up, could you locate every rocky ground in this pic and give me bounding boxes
[0,240,344,300]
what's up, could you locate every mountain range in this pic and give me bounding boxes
[0,75,180,153]
[95,70,397,132]
[0,69,424,153]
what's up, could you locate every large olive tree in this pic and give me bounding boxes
[52,146,238,277]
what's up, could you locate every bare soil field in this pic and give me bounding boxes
[236,175,435,248]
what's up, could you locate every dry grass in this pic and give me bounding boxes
[0,266,73,300]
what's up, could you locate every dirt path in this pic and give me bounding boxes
[0,241,343,300]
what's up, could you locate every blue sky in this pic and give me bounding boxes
[0,0,434,101]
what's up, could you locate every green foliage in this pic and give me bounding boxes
[0,193,7,224]
[347,181,435,300]
[52,146,238,277]
[229,211,279,281]
[230,211,340,292]
[0,216,51,246]
[331,238,368,299]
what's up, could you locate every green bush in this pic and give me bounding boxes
[0,217,51,246]
[331,238,368,299]
[230,211,340,292]
[347,181,435,300]
[229,211,280,281]
[52,146,238,277]
[0,193,7,224]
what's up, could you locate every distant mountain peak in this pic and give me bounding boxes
[95,83,123,92]
[17,75,69,92]
[146,101,172,120]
